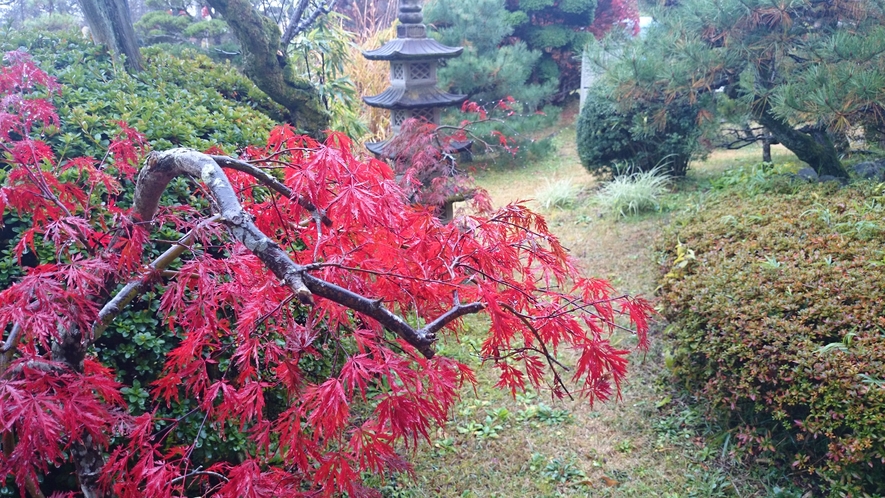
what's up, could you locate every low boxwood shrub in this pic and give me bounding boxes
[658,182,885,496]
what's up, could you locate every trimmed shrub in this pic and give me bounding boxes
[658,182,885,496]
[576,86,702,177]
[0,29,280,158]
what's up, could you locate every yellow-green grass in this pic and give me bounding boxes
[382,114,804,497]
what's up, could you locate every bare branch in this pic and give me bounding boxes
[280,0,338,47]
[420,301,485,339]
[137,149,313,302]
[169,468,230,485]
[1,359,66,379]
[301,273,444,358]
[281,0,311,46]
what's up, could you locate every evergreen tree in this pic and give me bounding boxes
[425,0,557,111]
[589,0,885,178]
[504,0,600,99]
[134,0,231,49]
[425,0,638,107]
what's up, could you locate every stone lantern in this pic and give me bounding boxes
[362,0,467,155]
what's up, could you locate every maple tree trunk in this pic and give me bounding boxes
[204,0,329,132]
[76,0,144,72]
[51,328,109,498]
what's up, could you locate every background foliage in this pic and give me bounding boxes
[0,28,279,155]
[585,0,885,178]
[425,0,558,112]
[503,0,598,99]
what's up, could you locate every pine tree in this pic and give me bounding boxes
[589,0,885,178]
[425,0,557,111]
[504,0,639,99]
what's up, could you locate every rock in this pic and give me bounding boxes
[819,174,848,186]
[796,167,819,182]
[852,159,885,181]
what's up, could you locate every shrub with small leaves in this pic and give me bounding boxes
[658,182,885,496]
[577,84,704,177]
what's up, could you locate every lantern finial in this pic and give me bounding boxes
[398,0,423,25]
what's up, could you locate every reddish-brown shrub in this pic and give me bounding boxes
[658,184,885,495]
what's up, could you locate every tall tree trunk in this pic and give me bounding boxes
[762,128,772,163]
[77,0,144,72]
[205,0,329,133]
[755,102,847,178]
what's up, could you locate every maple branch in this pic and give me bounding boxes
[422,302,486,338]
[500,303,574,401]
[2,299,41,368]
[136,149,314,305]
[302,262,464,288]
[169,467,229,485]
[0,323,23,367]
[210,155,332,227]
[136,149,487,359]
[0,359,66,379]
[300,273,443,358]
[92,215,223,342]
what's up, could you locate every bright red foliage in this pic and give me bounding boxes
[0,54,651,496]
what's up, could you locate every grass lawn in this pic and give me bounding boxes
[370,109,805,497]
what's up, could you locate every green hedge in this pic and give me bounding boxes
[0,29,280,157]
[658,181,885,495]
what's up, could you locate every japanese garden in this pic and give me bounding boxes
[1,0,884,496]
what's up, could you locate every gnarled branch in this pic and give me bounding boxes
[134,149,485,358]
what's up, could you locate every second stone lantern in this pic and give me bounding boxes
[362,0,467,155]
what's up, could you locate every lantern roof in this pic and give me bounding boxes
[362,38,463,61]
[363,86,467,110]
[362,0,463,61]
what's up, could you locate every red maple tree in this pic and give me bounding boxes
[0,52,651,497]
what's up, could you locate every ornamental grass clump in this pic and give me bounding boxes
[596,166,670,217]
[658,183,885,496]
[535,177,582,210]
